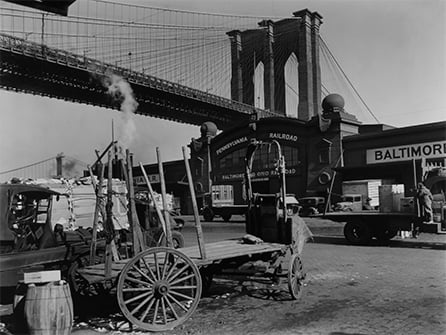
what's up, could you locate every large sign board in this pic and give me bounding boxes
[215,132,299,156]
[134,174,160,185]
[366,140,446,164]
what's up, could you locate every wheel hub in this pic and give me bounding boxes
[153,281,169,298]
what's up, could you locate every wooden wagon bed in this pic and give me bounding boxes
[77,239,285,284]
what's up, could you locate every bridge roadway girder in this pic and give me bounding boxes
[0,50,252,130]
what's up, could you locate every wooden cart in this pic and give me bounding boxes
[76,144,307,331]
[77,238,304,331]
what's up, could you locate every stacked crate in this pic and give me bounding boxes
[379,184,405,213]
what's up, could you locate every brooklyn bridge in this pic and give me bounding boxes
[0,0,375,179]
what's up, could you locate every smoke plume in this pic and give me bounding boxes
[104,74,139,152]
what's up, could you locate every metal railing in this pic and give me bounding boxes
[0,33,279,119]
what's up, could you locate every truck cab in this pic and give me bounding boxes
[298,197,326,216]
[334,194,363,212]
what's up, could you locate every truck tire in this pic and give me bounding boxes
[221,214,232,222]
[203,207,214,222]
[159,230,185,249]
[344,221,372,245]
[374,226,398,243]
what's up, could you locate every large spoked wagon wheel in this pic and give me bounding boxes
[117,247,202,332]
[288,253,304,300]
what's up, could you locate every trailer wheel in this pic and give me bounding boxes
[117,247,202,332]
[221,214,232,222]
[202,207,214,222]
[344,221,372,245]
[159,230,185,249]
[374,226,398,243]
[288,254,304,300]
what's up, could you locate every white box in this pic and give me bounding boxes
[379,184,405,213]
[24,270,61,284]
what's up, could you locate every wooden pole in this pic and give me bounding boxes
[88,163,104,266]
[183,146,206,259]
[157,147,173,248]
[413,159,420,217]
[104,151,114,277]
[126,150,145,255]
[139,163,167,235]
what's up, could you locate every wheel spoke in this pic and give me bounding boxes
[125,275,152,287]
[161,295,167,324]
[161,251,169,280]
[132,264,155,285]
[169,289,194,301]
[130,294,154,315]
[139,296,156,322]
[152,299,160,324]
[169,272,196,286]
[124,291,152,305]
[163,295,179,320]
[170,285,197,290]
[166,292,189,312]
[123,287,152,292]
[141,256,158,282]
[154,252,161,280]
[167,263,189,283]
[165,255,180,279]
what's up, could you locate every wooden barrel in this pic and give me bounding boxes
[24,281,73,335]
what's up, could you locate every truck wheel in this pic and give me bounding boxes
[374,226,398,243]
[344,221,372,245]
[159,230,185,249]
[203,207,214,222]
[221,214,232,222]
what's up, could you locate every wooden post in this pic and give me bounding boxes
[104,151,114,277]
[413,159,420,217]
[88,163,104,266]
[126,150,145,255]
[157,147,173,248]
[182,146,206,259]
[139,163,167,235]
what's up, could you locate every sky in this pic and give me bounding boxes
[0,0,445,176]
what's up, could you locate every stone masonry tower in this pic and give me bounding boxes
[227,9,323,121]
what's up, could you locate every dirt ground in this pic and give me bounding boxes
[1,218,445,335]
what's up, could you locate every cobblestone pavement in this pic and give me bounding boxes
[167,240,445,335]
[1,217,445,335]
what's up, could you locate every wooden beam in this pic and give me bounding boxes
[157,147,173,248]
[182,146,206,259]
[139,163,167,236]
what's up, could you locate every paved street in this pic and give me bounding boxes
[1,216,445,335]
[174,216,446,335]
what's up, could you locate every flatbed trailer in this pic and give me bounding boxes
[77,236,304,331]
[74,143,308,332]
[201,204,247,222]
[319,211,419,245]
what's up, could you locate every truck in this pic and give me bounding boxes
[321,170,446,245]
[201,184,247,222]
[333,179,383,212]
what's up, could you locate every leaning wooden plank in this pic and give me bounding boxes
[157,147,173,248]
[139,162,167,235]
[183,146,206,259]
[104,151,114,277]
[88,163,103,265]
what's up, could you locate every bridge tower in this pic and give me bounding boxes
[227,9,323,121]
